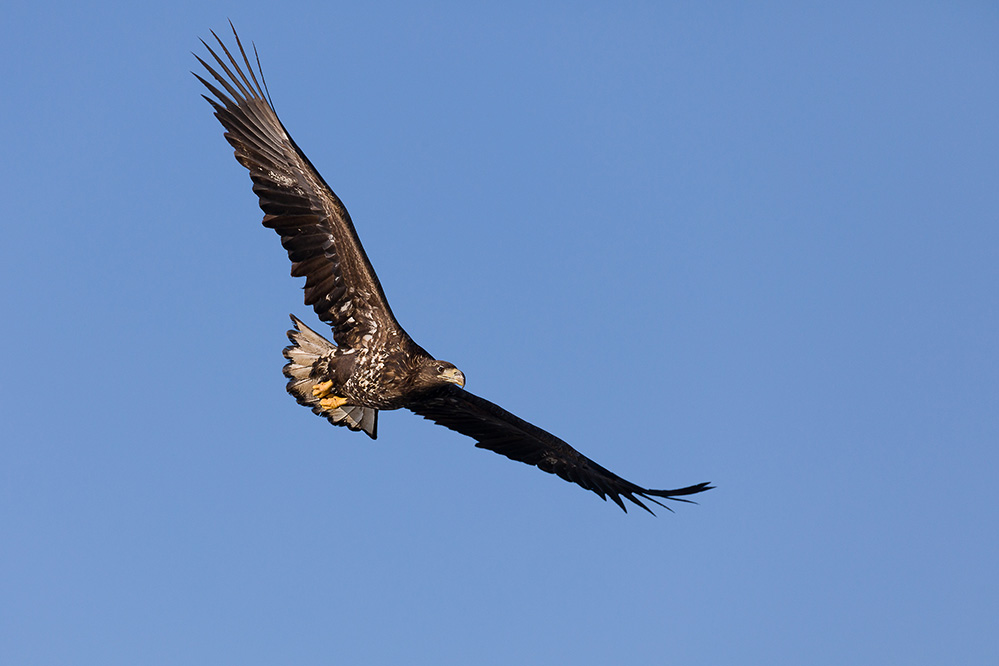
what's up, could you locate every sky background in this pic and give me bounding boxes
[2,2,997,664]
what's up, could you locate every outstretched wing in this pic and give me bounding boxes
[407,386,713,514]
[195,25,406,349]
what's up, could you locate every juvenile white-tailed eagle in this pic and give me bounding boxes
[195,26,712,513]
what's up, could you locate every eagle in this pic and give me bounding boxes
[195,26,712,513]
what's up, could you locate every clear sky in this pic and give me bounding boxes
[3,2,997,664]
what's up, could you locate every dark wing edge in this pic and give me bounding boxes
[407,386,713,514]
[193,23,405,349]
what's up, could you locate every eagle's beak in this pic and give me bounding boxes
[442,368,466,388]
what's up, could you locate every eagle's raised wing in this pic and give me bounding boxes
[195,25,406,349]
[408,386,713,513]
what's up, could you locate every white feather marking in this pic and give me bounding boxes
[268,170,295,187]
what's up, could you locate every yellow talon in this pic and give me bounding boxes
[312,380,334,398]
[319,395,348,410]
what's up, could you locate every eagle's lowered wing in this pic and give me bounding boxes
[407,386,713,513]
[195,26,406,349]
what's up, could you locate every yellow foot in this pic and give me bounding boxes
[319,395,349,411]
[312,380,334,399]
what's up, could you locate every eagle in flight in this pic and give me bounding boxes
[195,26,712,513]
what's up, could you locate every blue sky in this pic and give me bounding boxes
[2,2,997,664]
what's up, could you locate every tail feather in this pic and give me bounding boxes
[282,314,378,439]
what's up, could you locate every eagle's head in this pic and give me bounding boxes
[416,359,466,390]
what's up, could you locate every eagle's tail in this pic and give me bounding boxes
[282,314,378,439]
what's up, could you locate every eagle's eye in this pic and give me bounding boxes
[436,364,445,373]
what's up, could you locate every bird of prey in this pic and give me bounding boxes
[195,26,712,513]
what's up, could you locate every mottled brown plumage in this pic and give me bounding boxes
[196,24,712,513]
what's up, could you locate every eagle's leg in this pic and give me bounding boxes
[318,395,349,410]
[312,381,349,410]
[312,380,335,398]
